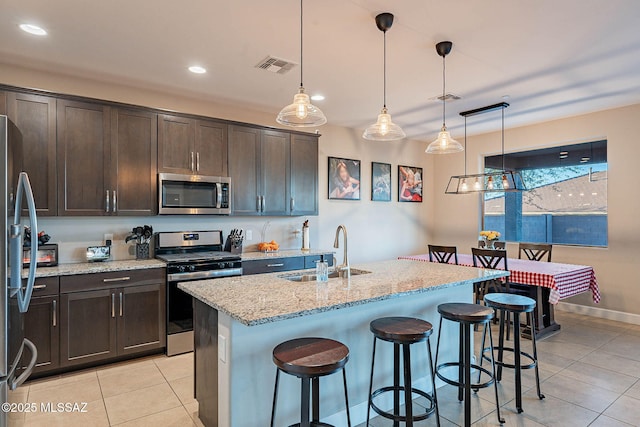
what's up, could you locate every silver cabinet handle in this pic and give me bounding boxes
[196,152,200,172]
[261,196,265,213]
[267,263,284,268]
[33,284,47,290]
[111,293,115,318]
[112,190,117,213]
[106,190,110,213]
[119,292,123,317]
[103,276,130,283]
[290,197,295,212]
[191,152,195,172]
[256,196,261,212]
[52,299,57,327]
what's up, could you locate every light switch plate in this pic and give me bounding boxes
[246,230,253,241]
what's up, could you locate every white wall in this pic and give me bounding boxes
[1,62,433,265]
[431,103,640,315]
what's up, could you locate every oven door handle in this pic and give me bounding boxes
[168,268,243,282]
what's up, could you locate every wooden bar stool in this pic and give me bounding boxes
[435,303,504,427]
[270,337,351,427]
[366,317,440,427]
[480,293,545,413]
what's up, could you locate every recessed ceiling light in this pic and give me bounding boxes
[310,94,325,101]
[188,65,207,74]
[19,23,47,36]
[502,95,511,100]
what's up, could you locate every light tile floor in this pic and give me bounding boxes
[7,311,640,426]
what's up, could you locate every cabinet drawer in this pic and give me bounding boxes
[303,254,334,269]
[60,268,165,293]
[23,277,59,297]
[242,257,305,275]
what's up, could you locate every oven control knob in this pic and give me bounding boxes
[188,265,196,272]
[178,265,186,273]
[217,262,226,269]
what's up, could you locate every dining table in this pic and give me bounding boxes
[399,253,600,339]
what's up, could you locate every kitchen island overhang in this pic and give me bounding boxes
[180,259,508,427]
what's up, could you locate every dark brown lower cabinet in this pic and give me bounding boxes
[59,269,166,368]
[24,295,59,374]
[60,289,118,367]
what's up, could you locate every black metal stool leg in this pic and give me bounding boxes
[488,324,505,424]
[458,323,464,402]
[403,343,414,426]
[463,323,472,427]
[312,376,320,422]
[342,368,352,427]
[478,322,488,384]
[301,377,311,427]
[366,337,377,426]
[496,309,506,382]
[270,369,280,427]
[426,339,441,427]
[529,312,545,400]
[513,312,523,413]
[393,343,400,427]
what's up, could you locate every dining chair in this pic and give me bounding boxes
[471,248,510,302]
[428,244,458,265]
[478,240,506,250]
[518,243,552,262]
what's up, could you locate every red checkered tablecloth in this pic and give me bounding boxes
[399,253,601,305]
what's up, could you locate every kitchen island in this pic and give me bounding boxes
[179,259,508,427]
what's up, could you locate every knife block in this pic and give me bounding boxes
[224,236,243,254]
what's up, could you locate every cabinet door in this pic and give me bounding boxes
[0,92,6,115]
[23,295,59,374]
[195,120,227,176]
[8,93,57,216]
[261,130,290,216]
[117,283,166,356]
[228,125,261,215]
[290,134,319,215]
[242,257,305,275]
[158,114,195,174]
[111,109,158,215]
[60,289,117,367]
[57,99,111,215]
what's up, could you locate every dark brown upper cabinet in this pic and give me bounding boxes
[0,91,6,115]
[228,126,291,216]
[158,114,228,176]
[7,92,58,216]
[290,133,319,216]
[57,99,111,216]
[111,109,158,215]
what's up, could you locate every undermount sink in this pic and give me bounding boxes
[281,269,372,282]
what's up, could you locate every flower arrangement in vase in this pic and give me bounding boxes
[479,230,501,249]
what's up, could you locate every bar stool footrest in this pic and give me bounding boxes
[370,385,436,423]
[481,347,537,370]
[436,362,495,390]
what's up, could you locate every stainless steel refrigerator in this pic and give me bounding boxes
[1,115,39,427]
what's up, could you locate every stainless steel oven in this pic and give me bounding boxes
[155,231,242,356]
[158,173,231,215]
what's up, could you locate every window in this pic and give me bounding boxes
[483,140,607,247]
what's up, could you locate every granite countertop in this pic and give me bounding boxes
[240,249,334,261]
[27,259,166,278]
[179,259,509,326]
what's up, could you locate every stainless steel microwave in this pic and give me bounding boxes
[158,173,231,215]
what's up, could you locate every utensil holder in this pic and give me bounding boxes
[136,243,150,260]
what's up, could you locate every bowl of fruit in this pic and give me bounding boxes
[257,240,280,253]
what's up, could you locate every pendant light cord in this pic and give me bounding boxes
[299,0,304,88]
[383,30,387,108]
[501,106,505,171]
[442,54,446,127]
[464,116,467,174]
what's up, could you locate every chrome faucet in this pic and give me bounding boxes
[333,225,350,278]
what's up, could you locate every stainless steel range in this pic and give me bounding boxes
[155,231,242,356]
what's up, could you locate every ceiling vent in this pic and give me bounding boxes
[430,93,462,102]
[255,56,297,74]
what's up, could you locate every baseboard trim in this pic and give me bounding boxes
[556,302,640,326]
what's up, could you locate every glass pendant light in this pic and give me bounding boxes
[363,13,405,141]
[276,0,326,127]
[426,41,464,154]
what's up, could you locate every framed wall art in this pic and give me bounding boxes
[328,157,361,200]
[371,162,392,201]
[398,165,423,202]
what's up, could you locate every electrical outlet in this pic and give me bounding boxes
[104,233,113,243]
[246,230,253,241]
